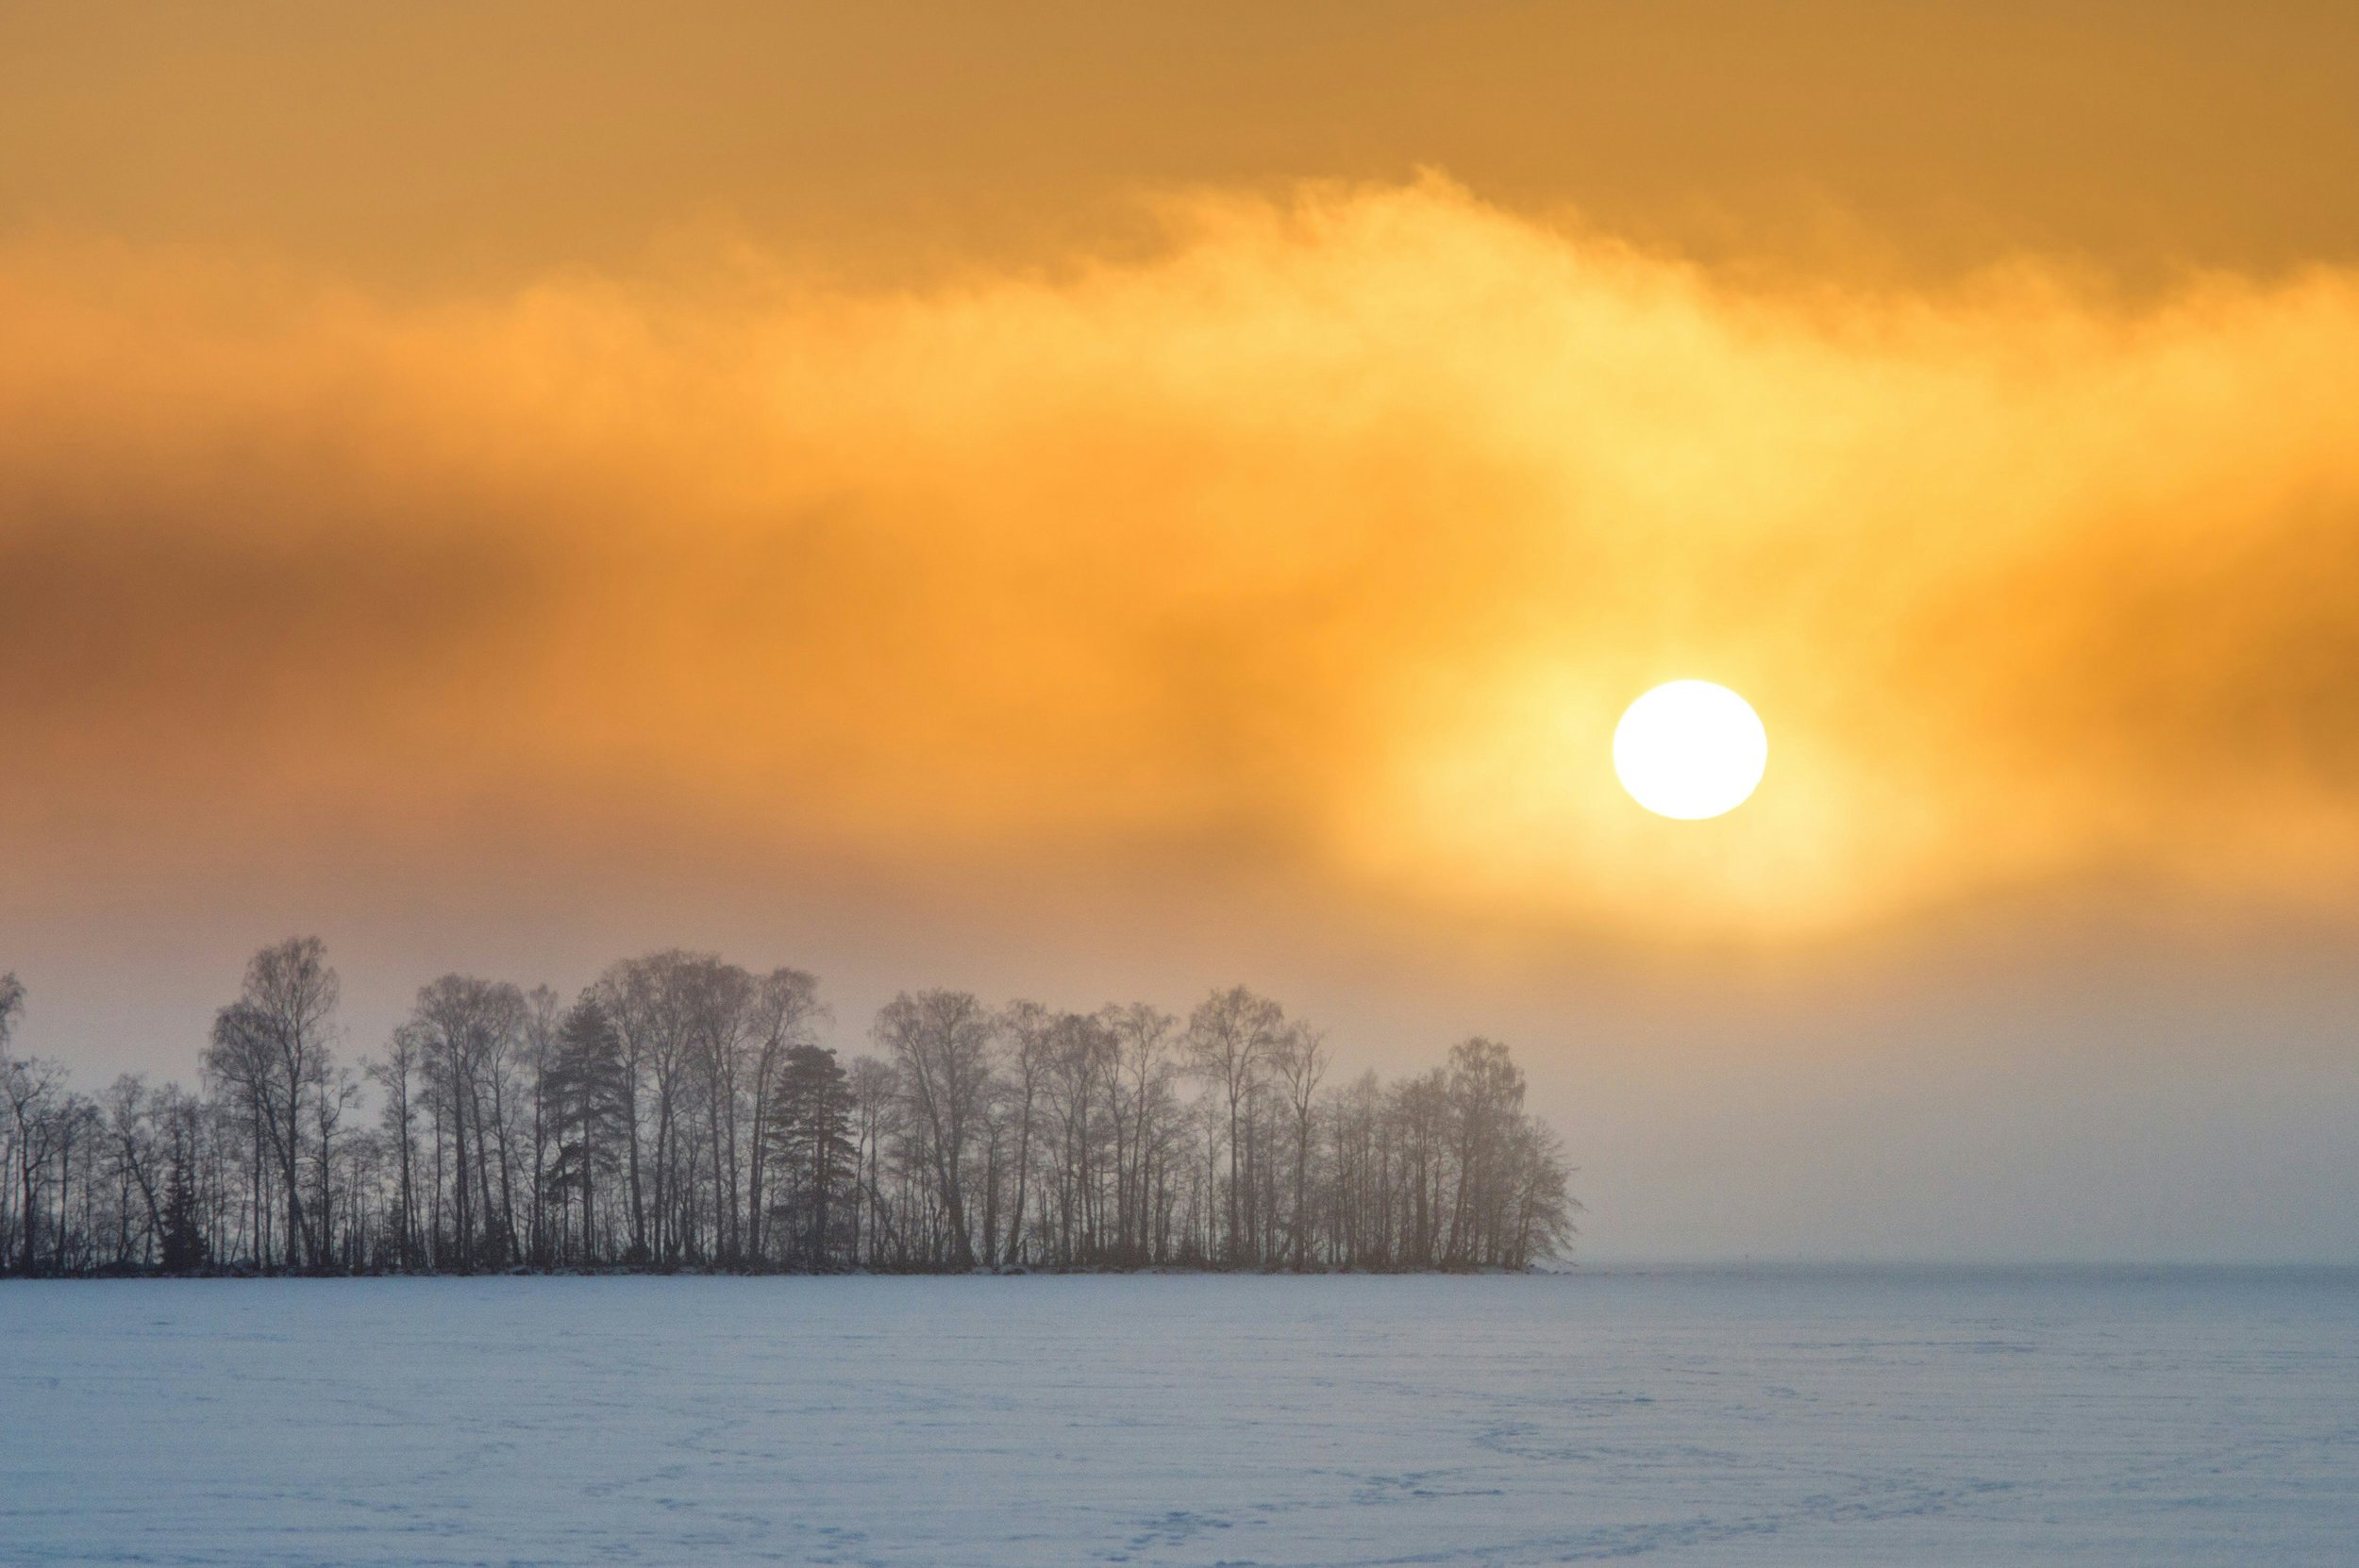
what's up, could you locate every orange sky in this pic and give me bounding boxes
[5,1,2356,1259]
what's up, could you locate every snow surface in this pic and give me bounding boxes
[3,1269,2355,1566]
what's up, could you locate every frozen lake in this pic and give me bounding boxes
[3,1270,2354,1566]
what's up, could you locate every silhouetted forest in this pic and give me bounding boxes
[0,942,1577,1276]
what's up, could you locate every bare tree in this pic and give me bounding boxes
[369,1025,427,1270]
[311,1063,362,1268]
[874,990,995,1269]
[101,1076,166,1265]
[678,957,756,1264]
[1271,1021,1330,1269]
[201,939,341,1270]
[1104,1004,1175,1263]
[3,1024,66,1273]
[995,1001,1056,1265]
[1184,986,1284,1266]
[521,986,560,1265]
[1444,1038,1523,1265]
[594,953,709,1264]
[407,975,527,1270]
[845,1054,897,1267]
[590,959,659,1262]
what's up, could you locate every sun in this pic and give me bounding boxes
[1613,681,1767,820]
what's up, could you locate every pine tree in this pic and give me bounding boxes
[159,1137,209,1275]
[767,1043,856,1269]
[542,996,630,1265]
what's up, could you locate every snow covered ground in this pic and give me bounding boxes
[3,1268,2354,1566]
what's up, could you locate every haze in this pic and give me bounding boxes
[5,0,2357,1262]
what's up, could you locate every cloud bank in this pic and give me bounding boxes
[6,180,2358,940]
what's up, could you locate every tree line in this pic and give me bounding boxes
[0,941,1578,1277]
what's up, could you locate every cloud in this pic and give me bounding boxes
[5,180,2357,938]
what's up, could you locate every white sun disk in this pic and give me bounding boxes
[1613,681,1767,820]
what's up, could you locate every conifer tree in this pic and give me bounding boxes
[542,996,630,1264]
[159,1136,209,1275]
[767,1043,856,1268]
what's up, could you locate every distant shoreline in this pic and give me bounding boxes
[1,1260,1572,1282]
[13,1260,2357,1283]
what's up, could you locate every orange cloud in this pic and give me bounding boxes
[4,181,2357,940]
